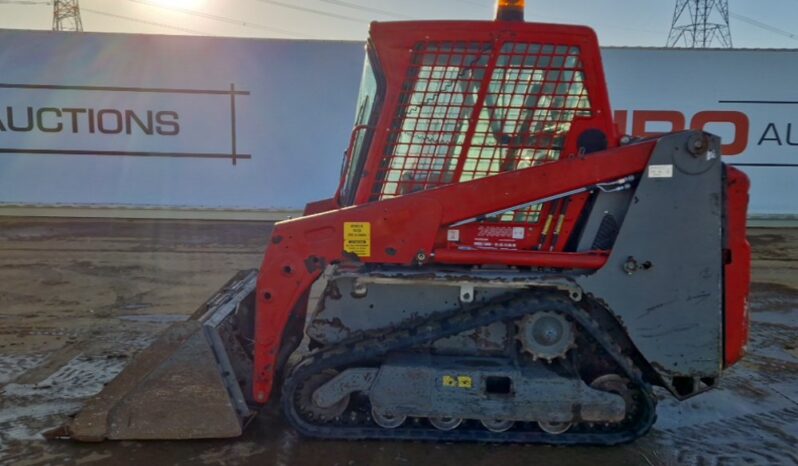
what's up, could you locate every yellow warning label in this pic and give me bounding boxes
[442,375,472,389]
[457,376,473,388]
[343,222,371,258]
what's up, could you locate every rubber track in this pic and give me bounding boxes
[281,292,657,445]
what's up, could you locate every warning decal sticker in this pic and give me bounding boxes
[343,222,371,258]
[442,375,473,389]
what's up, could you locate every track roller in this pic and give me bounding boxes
[371,407,406,429]
[429,417,463,431]
[538,420,572,435]
[481,419,514,432]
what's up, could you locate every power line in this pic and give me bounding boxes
[253,0,366,23]
[128,0,308,38]
[317,0,411,19]
[452,0,491,7]
[730,12,798,42]
[81,7,211,35]
[0,0,84,32]
[0,0,49,4]
[444,0,667,36]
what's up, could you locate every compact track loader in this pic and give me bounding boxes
[60,0,751,445]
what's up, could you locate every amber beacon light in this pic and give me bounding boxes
[495,0,525,21]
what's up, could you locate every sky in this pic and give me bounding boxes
[0,0,797,48]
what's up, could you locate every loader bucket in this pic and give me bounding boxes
[55,270,259,441]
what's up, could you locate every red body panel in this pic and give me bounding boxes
[303,198,338,216]
[252,141,654,402]
[724,166,751,366]
[434,249,608,269]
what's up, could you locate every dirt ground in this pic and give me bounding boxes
[0,217,796,466]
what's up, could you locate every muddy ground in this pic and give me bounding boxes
[0,217,795,466]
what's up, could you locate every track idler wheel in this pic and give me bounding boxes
[590,373,633,422]
[297,369,350,422]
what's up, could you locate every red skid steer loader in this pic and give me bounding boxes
[59,0,751,445]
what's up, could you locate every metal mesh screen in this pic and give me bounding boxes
[373,41,592,223]
[373,42,492,200]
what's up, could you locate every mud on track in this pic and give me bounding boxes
[0,218,796,466]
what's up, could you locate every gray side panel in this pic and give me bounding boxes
[369,353,625,423]
[575,190,632,252]
[308,278,509,353]
[577,132,724,378]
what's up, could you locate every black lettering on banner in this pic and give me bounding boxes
[8,106,33,132]
[125,110,154,135]
[87,108,96,133]
[36,108,63,133]
[98,109,123,134]
[155,111,180,136]
[62,108,86,133]
[787,123,798,147]
[758,123,782,146]
[0,82,249,162]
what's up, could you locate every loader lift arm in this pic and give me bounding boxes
[253,139,654,402]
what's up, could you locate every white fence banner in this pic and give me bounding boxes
[0,29,795,216]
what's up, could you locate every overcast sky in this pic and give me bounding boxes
[0,0,796,48]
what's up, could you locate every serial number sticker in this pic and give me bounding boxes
[648,164,673,178]
[447,229,460,242]
[343,222,371,258]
